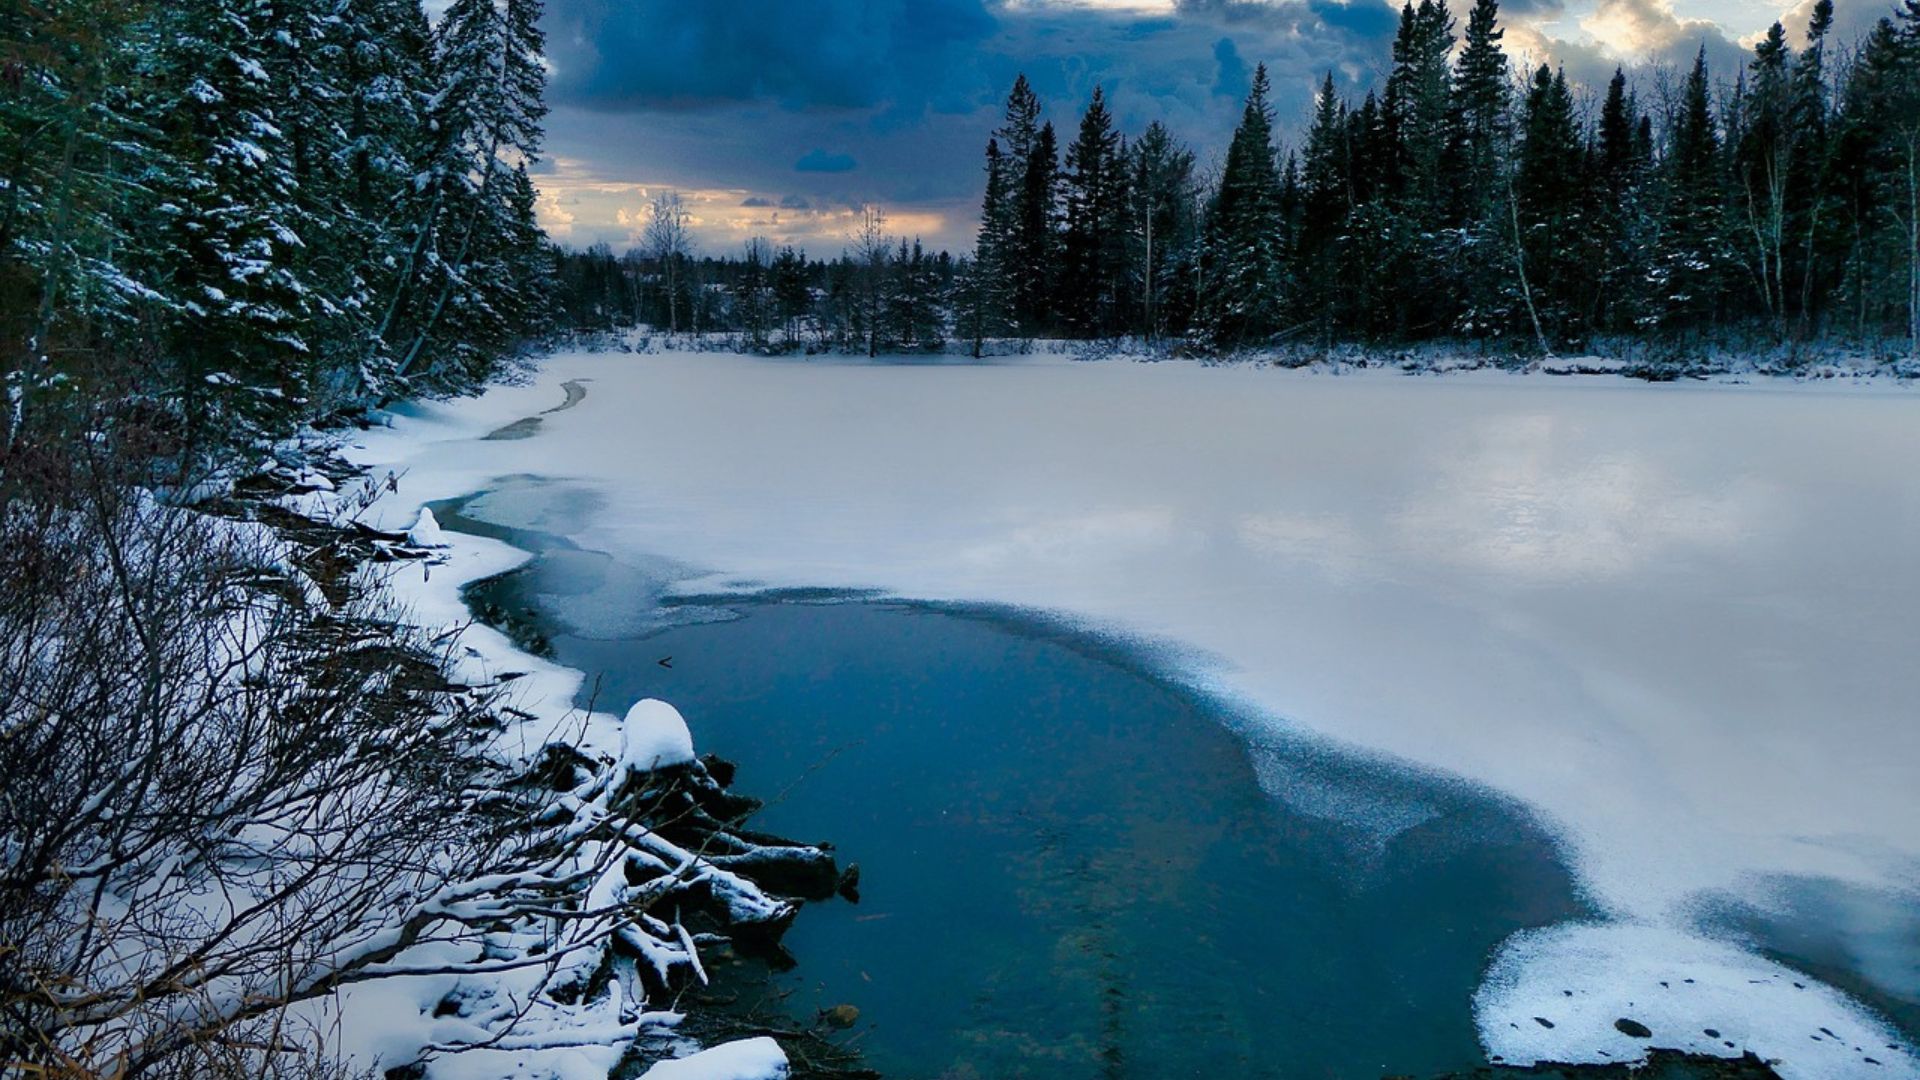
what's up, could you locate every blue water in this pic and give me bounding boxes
[445,488,1596,1079]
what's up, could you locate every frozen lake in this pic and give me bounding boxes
[351,350,1920,1076]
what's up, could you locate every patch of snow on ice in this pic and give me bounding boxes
[638,1037,789,1080]
[1476,921,1920,1077]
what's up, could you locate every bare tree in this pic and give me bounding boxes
[641,191,692,334]
[0,430,823,1077]
[848,205,893,358]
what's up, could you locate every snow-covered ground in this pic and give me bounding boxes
[348,349,1920,1078]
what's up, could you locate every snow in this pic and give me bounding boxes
[408,505,448,547]
[1477,922,1912,1074]
[620,699,696,772]
[345,348,1920,1077]
[637,1038,788,1080]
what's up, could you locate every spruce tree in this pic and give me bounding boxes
[338,0,437,398]
[1345,91,1400,341]
[1653,48,1731,334]
[1383,0,1457,334]
[1513,65,1587,346]
[1199,63,1286,348]
[1594,69,1655,334]
[1014,121,1062,333]
[1126,121,1198,341]
[1451,0,1510,208]
[1788,0,1837,334]
[0,0,157,434]
[1449,0,1512,339]
[1298,74,1351,343]
[1063,87,1126,336]
[395,0,548,384]
[141,0,320,439]
[994,74,1059,335]
[1733,22,1797,337]
[965,138,1018,353]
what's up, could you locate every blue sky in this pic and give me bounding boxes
[531,0,1886,255]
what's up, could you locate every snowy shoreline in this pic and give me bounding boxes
[605,330,1920,390]
[258,389,830,1080]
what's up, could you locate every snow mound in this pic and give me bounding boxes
[408,506,448,547]
[620,699,696,773]
[638,1037,788,1080]
[1475,921,1919,1078]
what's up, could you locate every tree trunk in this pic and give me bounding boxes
[1508,185,1553,358]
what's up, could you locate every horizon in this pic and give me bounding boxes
[533,0,1880,256]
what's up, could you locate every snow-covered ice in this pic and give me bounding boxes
[1477,921,1910,1074]
[345,349,1920,1077]
[637,1037,789,1080]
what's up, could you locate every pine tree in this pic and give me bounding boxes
[1126,121,1198,341]
[1593,69,1655,334]
[395,0,548,384]
[965,138,1017,354]
[1449,0,1512,340]
[1451,0,1510,209]
[138,0,321,439]
[0,0,158,435]
[1199,63,1286,348]
[1063,87,1126,336]
[1014,120,1062,333]
[1383,0,1457,334]
[1297,74,1351,343]
[1653,48,1731,334]
[1733,21,1797,338]
[1512,65,1587,346]
[1788,0,1837,335]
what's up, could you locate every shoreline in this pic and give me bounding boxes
[249,386,865,1078]
[602,329,1920,391]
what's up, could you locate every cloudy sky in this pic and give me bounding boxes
[532,0,1888,255]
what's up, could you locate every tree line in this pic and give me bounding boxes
[2,0,552,464]
[557,0,1920,361]
[552,198,954,356]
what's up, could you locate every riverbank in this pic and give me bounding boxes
[614,329,1920,387]
[228,428,860,1079]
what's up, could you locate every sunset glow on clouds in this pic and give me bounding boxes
[533,0,1851,255]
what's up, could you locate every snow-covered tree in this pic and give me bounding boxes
[1198,63,1287,348]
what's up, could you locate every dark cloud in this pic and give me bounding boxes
[1307,0,1401,40]
[544,0,997,112]
[1213,37,1251,98]
[795,148,859,173]
[741,196,775,207]
[780,194,813,210]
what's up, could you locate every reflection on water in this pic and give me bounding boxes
[450,491,1592,1078]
